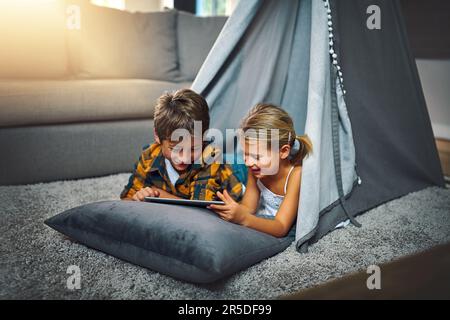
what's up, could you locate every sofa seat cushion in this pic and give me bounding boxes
[0,79,191,127]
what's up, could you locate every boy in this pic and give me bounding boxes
[120,89,244,202]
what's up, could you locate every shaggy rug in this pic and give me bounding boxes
[1,173,449,299]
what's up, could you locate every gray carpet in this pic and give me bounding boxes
[1,173,449,300]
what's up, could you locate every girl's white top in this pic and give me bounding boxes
[256,166,295,218]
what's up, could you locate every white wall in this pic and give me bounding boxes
[226,0,238,15]
[91,0,164,12]
[125,0,237,14]
[125,0,163,12]
[416,59,450,140]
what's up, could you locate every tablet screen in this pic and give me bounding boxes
[144,197,225,208]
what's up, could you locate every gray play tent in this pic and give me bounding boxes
[191,0,445,252]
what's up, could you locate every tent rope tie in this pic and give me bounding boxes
[330,63,361,228]
[331,64,362,228]
[339,197,362,228]
[327,0,361,228]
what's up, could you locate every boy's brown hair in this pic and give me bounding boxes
[154,89,210,141]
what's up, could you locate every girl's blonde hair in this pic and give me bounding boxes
[240,103,313,165]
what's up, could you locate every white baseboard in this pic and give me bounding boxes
[432,123,450,141]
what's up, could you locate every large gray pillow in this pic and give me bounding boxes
[69,3,178,81]
[177,11,227,81]
[44,201,294,283]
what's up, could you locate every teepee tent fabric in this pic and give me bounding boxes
[328,0,444,222]
[192,0,445,252]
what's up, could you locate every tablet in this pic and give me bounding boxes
[144,197,225,208]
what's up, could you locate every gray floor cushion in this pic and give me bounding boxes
[44,200,294,284]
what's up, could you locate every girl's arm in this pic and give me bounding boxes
[241,167,302,237]
[208,170,260,217]
[239,170,261,214]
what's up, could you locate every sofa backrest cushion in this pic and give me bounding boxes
[0,1,68,79]
[177,11,227,81]
[70,3,179,81]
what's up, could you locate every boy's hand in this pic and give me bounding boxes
[153,187,181,200]
[208,190,247,225]
[132,187,160,201]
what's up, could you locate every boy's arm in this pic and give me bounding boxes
[218,164,245,202]
[120,152,150,200]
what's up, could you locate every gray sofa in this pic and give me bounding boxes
[0,2,226,185]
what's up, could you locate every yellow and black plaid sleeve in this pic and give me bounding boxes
[190,163,244,201]
[218,164,244,202]
[120,144,159,200]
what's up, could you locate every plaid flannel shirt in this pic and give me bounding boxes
[120,143,244,201]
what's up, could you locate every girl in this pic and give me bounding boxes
[208,104,312,238]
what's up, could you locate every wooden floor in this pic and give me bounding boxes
[436,138,450,178]
[281,242,450,300]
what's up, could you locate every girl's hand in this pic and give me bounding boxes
[208,190,247,225]
[132,187,160,201]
